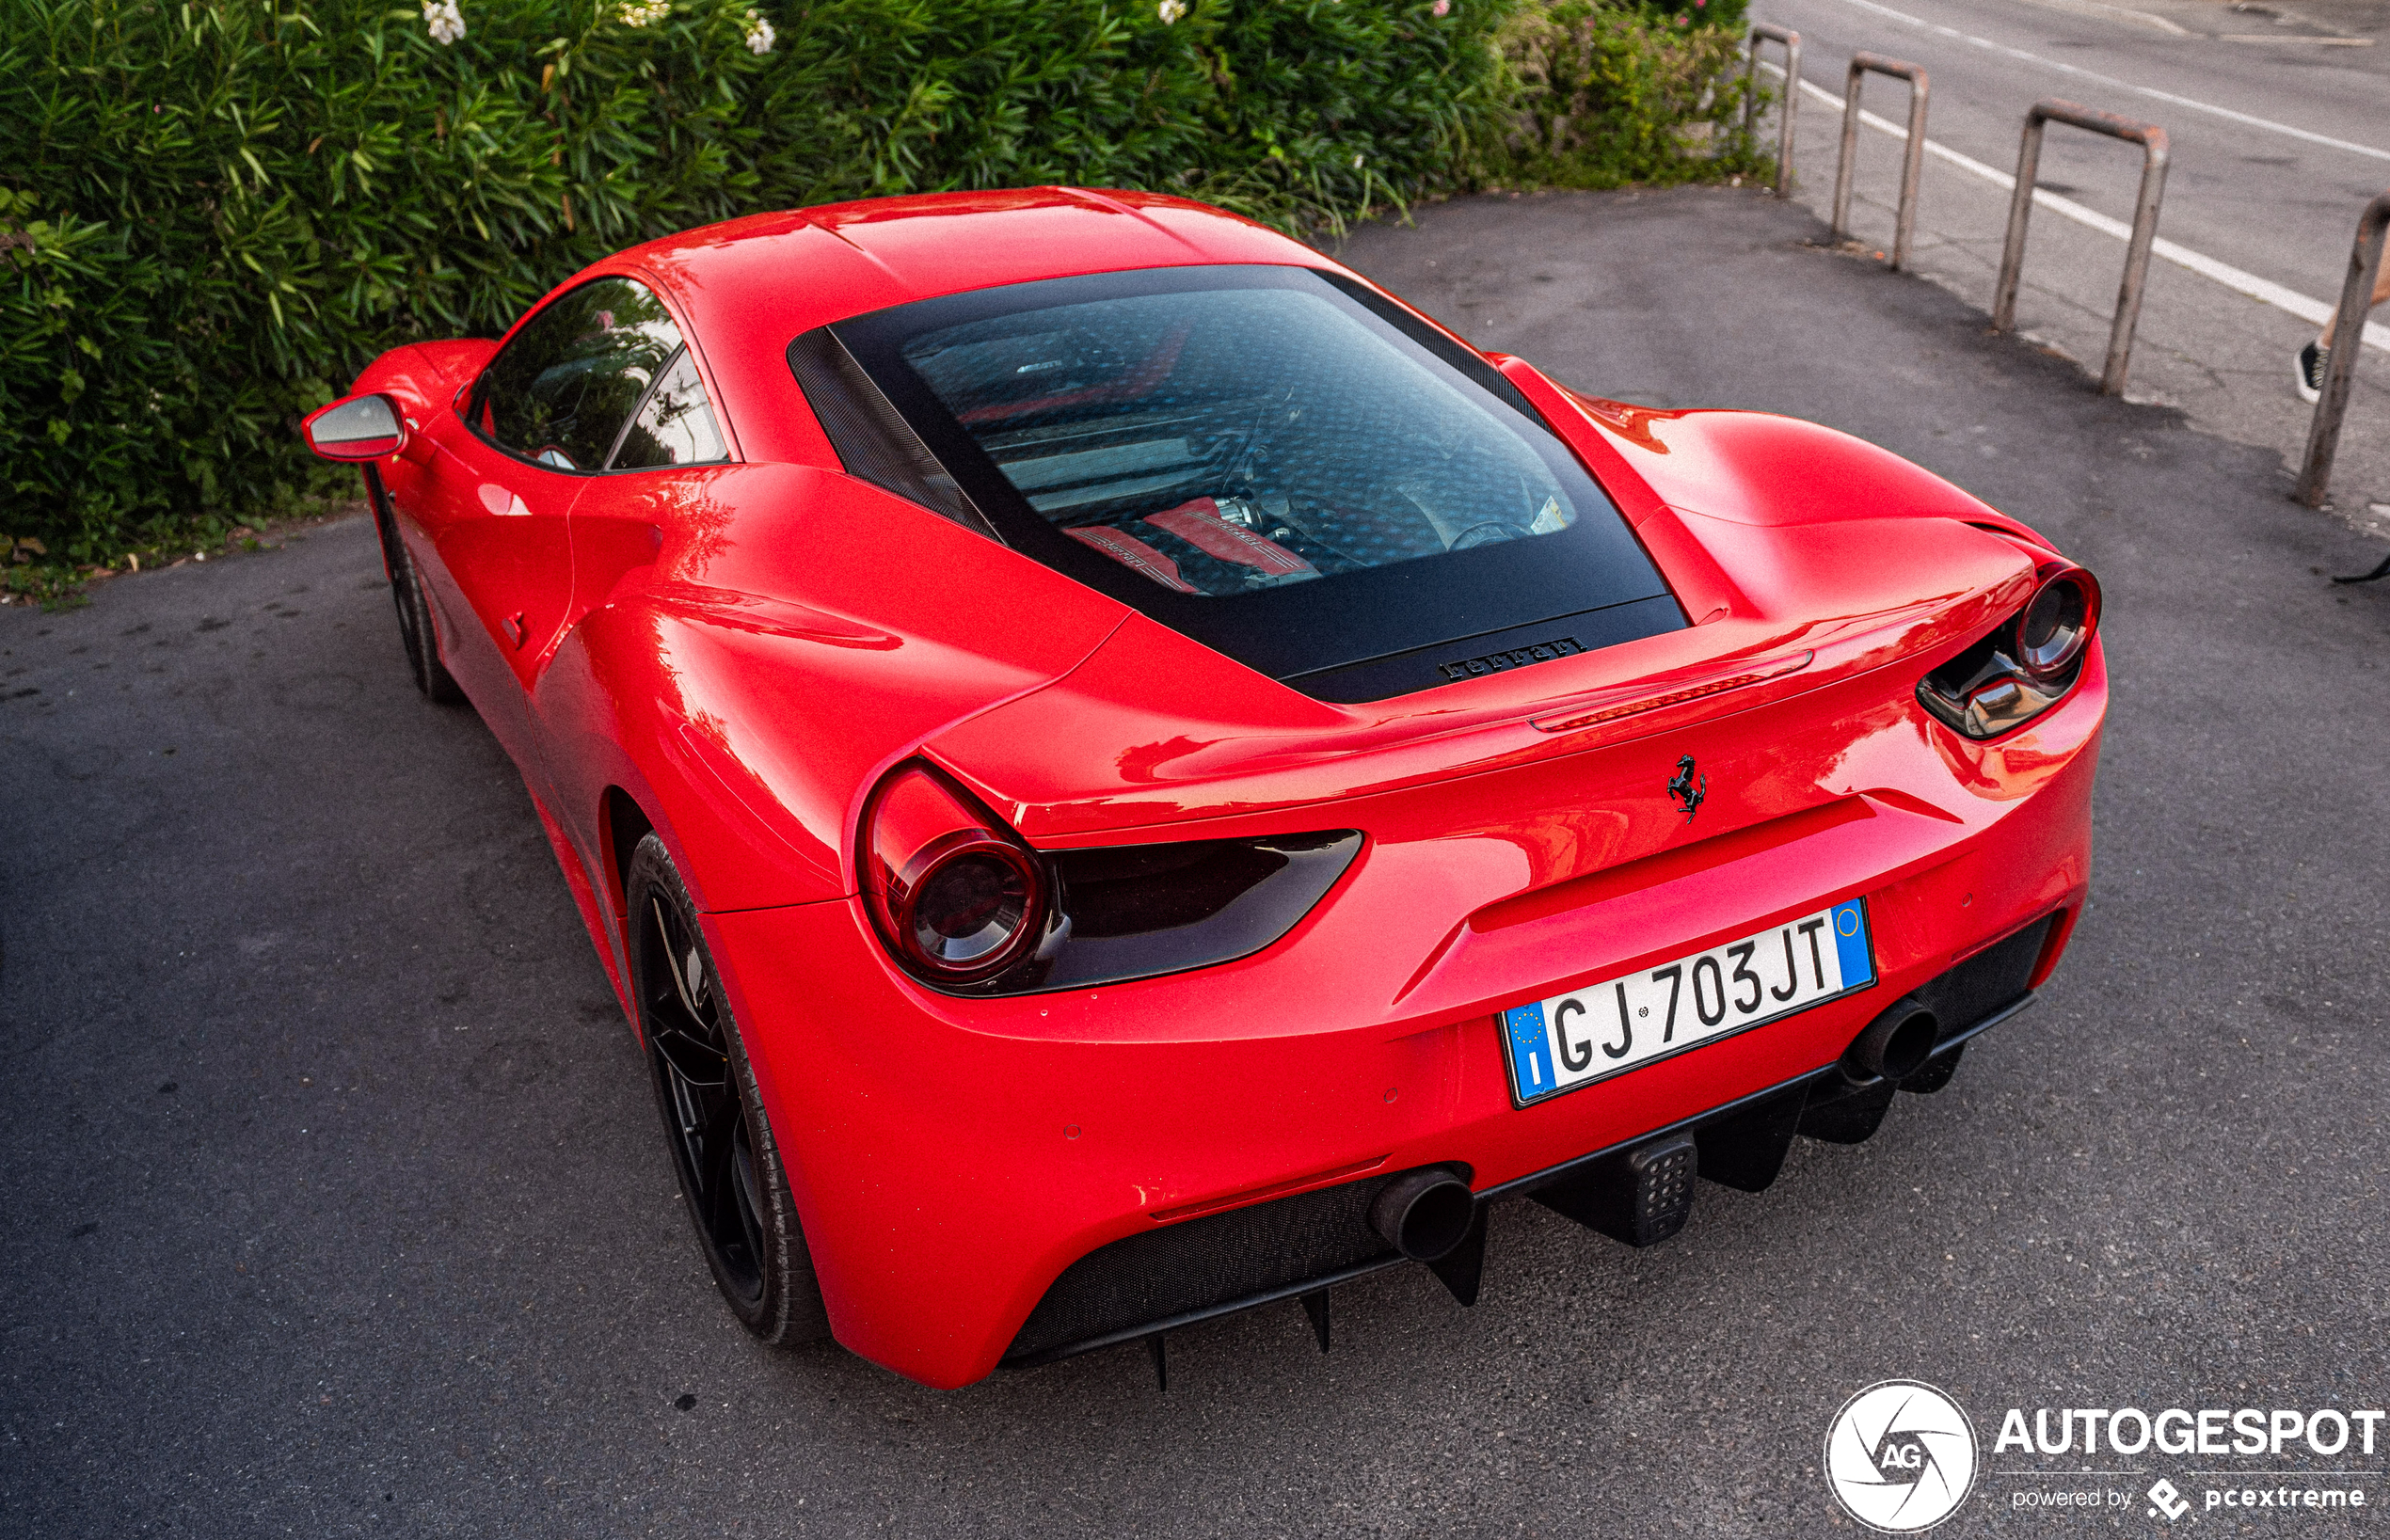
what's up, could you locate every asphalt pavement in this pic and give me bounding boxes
[7,186,2390,1537]
[1751,0,2390,539]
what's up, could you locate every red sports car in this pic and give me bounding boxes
[300,188,2103,1390]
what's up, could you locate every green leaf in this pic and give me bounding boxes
[0,0,1750,571]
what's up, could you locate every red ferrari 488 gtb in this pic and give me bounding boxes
[301,188,2103,1389]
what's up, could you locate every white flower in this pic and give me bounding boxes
[422,0,465,44]
[742,8,776,53]
[616,0,671,26]
[1157,0,1186,22]
[1351,153,1364,168]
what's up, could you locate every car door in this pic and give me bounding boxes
[540,328,742,888]
[419,277,687,786]
[563,339,738,627]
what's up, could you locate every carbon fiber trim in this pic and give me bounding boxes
[787,326,997,539]
[1917,914,2052,1045]
[1005,1168,1422,1364]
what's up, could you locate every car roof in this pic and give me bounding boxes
[606,186,1328,339]
[527,187,1393,474]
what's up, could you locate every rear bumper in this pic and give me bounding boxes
[1005,913,2052,1370]
[704,669,2101,1389]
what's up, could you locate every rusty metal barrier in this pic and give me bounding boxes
[2297,189,2390,514]
[1991,100,2171,398]
[1830,54,1928,271]
[1745,24,1800,199]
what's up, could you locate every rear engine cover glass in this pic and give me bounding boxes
[812,266,1683,701]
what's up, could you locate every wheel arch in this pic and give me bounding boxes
[600,784,659,932]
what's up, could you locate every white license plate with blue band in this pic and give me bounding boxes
[1500,898,1876,1106]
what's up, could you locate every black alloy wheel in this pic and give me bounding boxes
[627,834,830,1345]
[363,468,463,704]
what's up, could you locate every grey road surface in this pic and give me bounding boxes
[6,188,2390,1537]
[1750,0,2390,532]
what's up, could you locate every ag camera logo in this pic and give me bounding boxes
[1824,1380,1980,1532]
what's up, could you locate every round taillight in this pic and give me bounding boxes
[2014,564,2100,679]
[863,765,1046,983]
[898,835,1040,971]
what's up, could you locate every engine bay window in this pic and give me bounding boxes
[896,287,1583,597]
[799,265,1683,699]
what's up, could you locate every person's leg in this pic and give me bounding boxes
[2298,264,2390,402]
[2316,262,2390,347]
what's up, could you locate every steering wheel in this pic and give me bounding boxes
[1449,520,1533,550]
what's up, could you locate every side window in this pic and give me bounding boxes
[469,278,684,471]
[609,348,727,469]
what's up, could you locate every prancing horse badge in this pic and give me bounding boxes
[1666,754,1707,821]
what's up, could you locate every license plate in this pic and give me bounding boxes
[1499,898,1876,1106]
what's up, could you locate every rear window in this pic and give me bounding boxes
[804,266,1682,701]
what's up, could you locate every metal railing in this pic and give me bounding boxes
[1831,54,1928,271]
[1991,100,2171,398]
[1745,24,1801,199]
[2297,189,2390,511]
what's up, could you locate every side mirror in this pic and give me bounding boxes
[300,392,407,462]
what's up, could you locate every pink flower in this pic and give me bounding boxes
[1432,0,1450,13]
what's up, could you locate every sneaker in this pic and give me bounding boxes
[2298,339,2329,405]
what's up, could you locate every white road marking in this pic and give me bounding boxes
[1801,0,2390,164]
[1779,68,2390,351]
[2011,0,2190,37]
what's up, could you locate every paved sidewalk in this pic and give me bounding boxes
[2,187,2386,1539]
[1734,3,2390,546]
[1343,183,2390,564]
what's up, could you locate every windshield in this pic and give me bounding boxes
[805,266,1682,701]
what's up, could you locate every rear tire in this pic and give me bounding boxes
[627,834,831,1346]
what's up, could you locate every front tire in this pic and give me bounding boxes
[390,542,464,705]
[627,834,831,1346]
[362,467,463,704]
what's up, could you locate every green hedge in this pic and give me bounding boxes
[0,0,1757,575]
[1490,0,1761,190]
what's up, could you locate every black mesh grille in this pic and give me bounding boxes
[787,326,994,537]
[1920,915,2052,1043]
[1005,1169,1416,1362]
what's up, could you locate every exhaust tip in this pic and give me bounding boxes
[1368,1170,1475,1262]
[1843,996,1939,1083]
